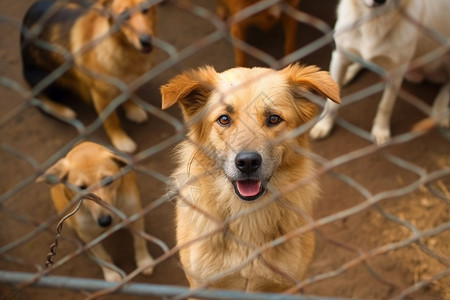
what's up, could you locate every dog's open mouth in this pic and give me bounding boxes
[233,180,266,201]
[141,45,153,53]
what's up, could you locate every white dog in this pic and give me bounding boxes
[310,0,450,144]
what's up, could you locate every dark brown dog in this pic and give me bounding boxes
[217,0,301,66]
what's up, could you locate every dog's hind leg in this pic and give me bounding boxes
[432,82,450,128]
[310,50,351,140]
[36,96,77,121]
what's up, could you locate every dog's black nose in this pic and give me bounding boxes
[139,34,152,52]
[235,152,262,175]
[374,0,386,4]
[98,215,112,227]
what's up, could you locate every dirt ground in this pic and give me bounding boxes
[1,0,449,299]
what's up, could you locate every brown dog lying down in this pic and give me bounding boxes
[38,141,154,281]
[21,0,157,153]
[161,64,340,294]
[217,0,301,67]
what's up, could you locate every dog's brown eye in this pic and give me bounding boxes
[141,7,149,14]
[78,184,88,190]
[267,114,283,126]
[217,115,231,126]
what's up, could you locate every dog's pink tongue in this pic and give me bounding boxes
[237,180,261,197]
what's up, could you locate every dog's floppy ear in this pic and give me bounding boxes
[160,66,218,120]
[109,153,128,169]
[282,63,340,122]
[96,0,115,21]
[283,64,340,104]
[36,158,69,183]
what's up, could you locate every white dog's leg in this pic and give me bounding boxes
[432,82,450,127]
[129,218,155,276]
[310,50,351,139]
[371,75,404,144]
[309,101,341,139]
[343,63,364,86]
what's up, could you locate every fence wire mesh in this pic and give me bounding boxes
[0,0,449,299]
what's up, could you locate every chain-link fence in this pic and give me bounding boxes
[1,0,449,299]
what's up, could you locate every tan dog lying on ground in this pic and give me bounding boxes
[217,0,301,67]
[21,0,158,153]
[161,64,340,294]
[38,141,154,281]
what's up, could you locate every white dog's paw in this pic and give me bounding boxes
[371,125,391,145]
[111,134,137,153]
[433,109,450,128]
[137,256,154,276]
[439,116,450,128]
[125,105,148,123]
[103,270,123,282]
[310,116,335,140]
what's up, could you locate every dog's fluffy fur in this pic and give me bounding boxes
[161,64,340,293]
[21,0,157,153]
[217,0,300,67]
[310,0,450,144]
[37,141,154,281]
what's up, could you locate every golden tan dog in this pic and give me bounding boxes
[21,0,158,153]
[38,141,154,281]
[217,0,301,67]
[161,64,340,294]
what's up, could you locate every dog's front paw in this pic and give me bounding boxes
[103,269,123,282]
[371,125,391,145]
[439,117,450,128]
[41,99,77,120]
[58,107,77,120]
[310,116,335,140]
[137,256,154,276]
[111,135,137,153]
[433,109,450,128]
[125,105,148,123]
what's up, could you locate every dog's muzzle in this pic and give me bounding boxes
[97,215,112,228]
[365,0,386,7]
[139,34,153,53]
[232,151,266,201]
